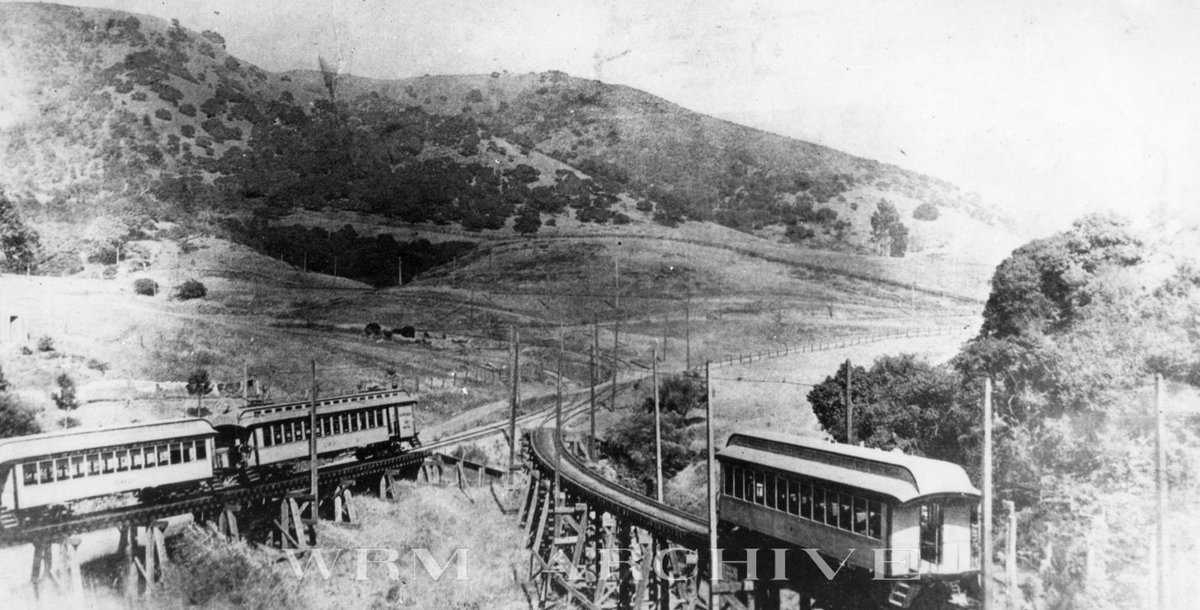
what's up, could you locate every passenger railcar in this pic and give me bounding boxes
[718,431,980,606]
[219,389,419,473]
[0,419,216,520]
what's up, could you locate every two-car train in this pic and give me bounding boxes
[0,389,419,527]
[718,431,981,608]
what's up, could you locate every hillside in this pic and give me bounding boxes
[0,1,1017,287]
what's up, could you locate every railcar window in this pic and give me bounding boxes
[23,465,37,485]
[71,456,86,478]
[187,442,197,461]
[117,451,131,472]
[776,476,788,510]
[812,487,826,523]
[754,472,765,505]
[131,449,144,470]
[800,483,812,519]
[838,495,852,530]
[197,440,208,460]
[723,467,733,496]
[787,480,799,515]
[55,458,70,479]
[88,453,101,474]
[102,452,116,474]
[868,501,882,538]
[764,475,775,509]
[144,448,157,468]
[158,446,170,466]
[284,422,294,444]
[170,443,182,465]
[263,426,274,447]
[321,417,331,436]
[852,497,867,535]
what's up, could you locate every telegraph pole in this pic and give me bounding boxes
[1155,373,1166,610]
[982,377,994,610]
[589,339,597,457]
[397,256,403,286]
[685,294,691,370]
[508,327,520,481]
[845,359,854,444]
[309,360,319,510]
[653,343,663,502]
[705,361,717,608]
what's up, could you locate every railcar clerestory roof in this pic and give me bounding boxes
[718,431,980,505]
[0,419,215,464]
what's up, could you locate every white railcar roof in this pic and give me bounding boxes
[719,430,980,504]
[0,419,215,464]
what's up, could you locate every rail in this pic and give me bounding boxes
[525,420,708,546]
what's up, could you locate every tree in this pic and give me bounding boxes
[0,190,40,273]
[641,374,706,417]
[186,369,213,398]
[133,278,158,296]
[912,202,940,221]
[602,409,697,496]
[514,209,542,235]
[174,279,207,300]
[52,373,79,411]
[869,200,908,257]
[0,393,40,438]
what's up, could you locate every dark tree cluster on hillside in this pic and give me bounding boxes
[222,219,475,287]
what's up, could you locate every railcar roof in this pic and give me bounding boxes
[236,390,415,425]
[0,419,215,464]
[719,430,979,504]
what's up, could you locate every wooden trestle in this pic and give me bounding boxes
[520,469,715,609]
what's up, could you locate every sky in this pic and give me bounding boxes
[49,0,1200,235]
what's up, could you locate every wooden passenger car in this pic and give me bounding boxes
[0,420,216,513]
[224,389,418,470]
[718,431,980,579]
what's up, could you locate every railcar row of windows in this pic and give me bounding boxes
[723,464,883,539]
[261,407,389,447]
[21,439,208,486]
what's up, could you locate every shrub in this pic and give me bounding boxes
[174,279,207,300]
[180,124,195,138]
[134,278,159,296]
[912,202,940,221]
[132,91,148,102]
[36,336,54,352]
[0,393,40,438]
[186,369,213,397]
[155,108,172,121]
[86,358,109,373]
[59,417,81,429]
[178,103,197,117]
[53,373,79,411]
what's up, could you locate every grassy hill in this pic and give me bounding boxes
[0,1,1017,289]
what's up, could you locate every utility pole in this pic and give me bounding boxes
[398,256,403,287]
[845,359,854,444]
[705,361,717,608]
[554,333,563,538]
[661,311,668,362]
[333,256,338,277]
[685,294,691,370]
[303,251,307,273]
[982,377,994,610]
[242,361,248,402]
[310,360,319,512]
[508,327,520,482]
[1004,499,1017,610]
[589,330,597,458]
[653,343,663,502]
[611,315,619,411]
[1155,373,1166,610]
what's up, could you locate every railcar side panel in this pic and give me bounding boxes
[12,437,214,509]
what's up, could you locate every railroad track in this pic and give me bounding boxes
[523,396,709,546]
